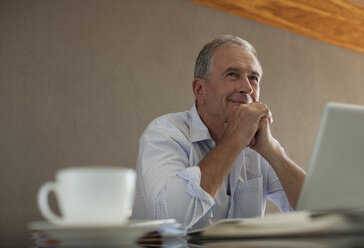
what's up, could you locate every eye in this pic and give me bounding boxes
[226,72,240,79]
[249,75,259,82]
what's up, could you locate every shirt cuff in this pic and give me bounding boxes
[269,190,294,212]
[176,166,215,206]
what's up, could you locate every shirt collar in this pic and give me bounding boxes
[188,104,213,142]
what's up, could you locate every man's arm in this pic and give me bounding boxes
[250,118,306,209]
[134,121,215,228]
[199,102,273,198]
[198,102,305,209]
[267,148,305,209]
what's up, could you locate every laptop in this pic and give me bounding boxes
[297,102,364,211]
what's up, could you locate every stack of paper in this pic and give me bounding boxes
[28,219,186,247]
[190,209,364,241]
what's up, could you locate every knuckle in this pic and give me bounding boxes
[238,104,248,112]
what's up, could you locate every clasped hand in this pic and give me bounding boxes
[222,102,276,156]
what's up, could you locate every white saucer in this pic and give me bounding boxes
[28,219,184,247]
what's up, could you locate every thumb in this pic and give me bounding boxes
[249,137,256,148]
[258,117,270,131]
[223,121,228,129]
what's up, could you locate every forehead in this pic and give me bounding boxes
[211,45,262,75]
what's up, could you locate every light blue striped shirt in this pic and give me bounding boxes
[132,105,292,230]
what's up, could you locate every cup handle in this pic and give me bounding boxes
[37,181,64,225]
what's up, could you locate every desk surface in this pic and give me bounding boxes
[6,235,364,248]
[192,236,364,248]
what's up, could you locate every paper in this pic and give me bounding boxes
[190,210,364,241]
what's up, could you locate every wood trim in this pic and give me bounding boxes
[187,0,364,55]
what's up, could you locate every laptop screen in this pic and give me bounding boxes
[297,102,364,211]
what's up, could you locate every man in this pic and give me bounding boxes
[132,35,306,230]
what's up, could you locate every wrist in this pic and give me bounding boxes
[219,132,250,153]
[260,140,285,168]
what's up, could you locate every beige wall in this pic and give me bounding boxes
[1,0,363,244]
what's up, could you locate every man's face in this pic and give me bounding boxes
[201,45,262,123]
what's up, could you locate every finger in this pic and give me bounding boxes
[252,94,258,103]
[223,121,228,129]
[249,137,256,148]
[259,117,270,129]
[268,110,273,125]
[260,104,273,125]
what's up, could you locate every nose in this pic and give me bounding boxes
[237,75,253,95]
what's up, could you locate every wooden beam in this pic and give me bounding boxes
[187,0,364,55]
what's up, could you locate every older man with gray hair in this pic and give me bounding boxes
[132,35,305,230]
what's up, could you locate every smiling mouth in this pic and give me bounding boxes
[229,100,248,104]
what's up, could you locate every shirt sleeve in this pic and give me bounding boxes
[135,121,215,228]
[266,165,294,212]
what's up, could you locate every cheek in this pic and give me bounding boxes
[212,87,229,101]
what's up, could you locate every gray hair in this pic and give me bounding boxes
[194,35,260,81]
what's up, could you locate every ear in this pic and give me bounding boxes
[192,78,206,104]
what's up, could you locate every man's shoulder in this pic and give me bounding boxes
[143,109,192,140]
[150,110,189,128]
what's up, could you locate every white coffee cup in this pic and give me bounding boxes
[37,166,136,226]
